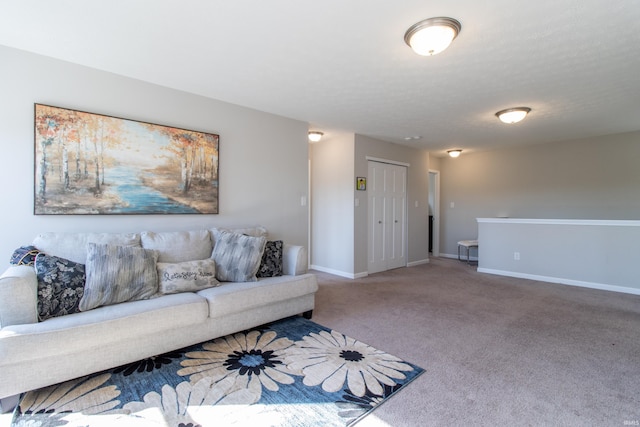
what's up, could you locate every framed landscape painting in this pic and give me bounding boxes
[34,104,219,215]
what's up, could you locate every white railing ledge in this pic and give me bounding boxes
[476,218,640,227]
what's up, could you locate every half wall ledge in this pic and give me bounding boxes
[476,218,640,295]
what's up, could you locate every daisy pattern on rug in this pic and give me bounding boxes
[336,383,403,423]
[123,377,268,426]
[15,373,122,425]
[284,329,415,397]
[177,329,296,404]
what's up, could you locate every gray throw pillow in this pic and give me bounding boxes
[80,243,159,311]
[211,230,266,282]
[157,259,220,294]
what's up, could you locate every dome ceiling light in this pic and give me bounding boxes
[308,131,324,142]
[495,107,531,124]
[404,17,462,56]
[447,149,462,158]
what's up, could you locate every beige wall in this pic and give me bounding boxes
[439,131,640,256]
[309,133,430,277]
[0,46,310,263]
[309,132,355,275]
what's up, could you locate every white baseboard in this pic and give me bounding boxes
[310,265,368,279]
[478,268,640,296]
[440,253,478,262]
[407,259,429,267]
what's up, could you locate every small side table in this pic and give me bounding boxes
[457,240,478,264]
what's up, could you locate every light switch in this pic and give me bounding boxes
[450,202,455,208]
[300,196,307,206]
[355,198,360,207]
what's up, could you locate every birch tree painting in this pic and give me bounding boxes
[34,104,219,214]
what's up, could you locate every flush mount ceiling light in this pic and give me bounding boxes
[447,149,462,158]
[495,107,531,124]
[308,131,324,142]
[404,17,461,56]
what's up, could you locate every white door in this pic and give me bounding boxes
[368,161,407,274]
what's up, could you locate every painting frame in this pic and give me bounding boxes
[356,177,366,191]
[34,104,219,215]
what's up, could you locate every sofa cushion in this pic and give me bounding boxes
[256,240,283,278]
[80,243,158,311]
[34,253,85,321]
[33,232,141,264]
[197,274,318,318]
[141,230,212,263]
[0,292,209,364]
[211,230,266,282]
[157,259,220,294]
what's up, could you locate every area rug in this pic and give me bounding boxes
[11,316,424,426]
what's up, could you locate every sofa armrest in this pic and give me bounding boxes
[283,244,308,276]
[0,266,38,328]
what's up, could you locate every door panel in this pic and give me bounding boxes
[367,161,407,274]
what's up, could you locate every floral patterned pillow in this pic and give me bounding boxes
[256,240,283,278]
[34,253,85,321]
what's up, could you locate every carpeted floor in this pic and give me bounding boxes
[311,257,640,427]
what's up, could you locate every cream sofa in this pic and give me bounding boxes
[0,227,317,408]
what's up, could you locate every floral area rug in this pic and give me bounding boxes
[11,316,424,427]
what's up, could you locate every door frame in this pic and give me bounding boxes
[428,169,440,257]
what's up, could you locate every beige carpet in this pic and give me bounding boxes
[311,257,640,427]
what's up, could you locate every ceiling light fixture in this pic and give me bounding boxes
[308,131,324,142]
[447,149,462,158]
[404,17,461,56]
[495,107,531,124]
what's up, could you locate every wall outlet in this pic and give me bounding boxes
[514,252,520,260]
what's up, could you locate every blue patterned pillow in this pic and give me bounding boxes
[256,240,283,278]
[10,245,41,266]
[34,253,85,321]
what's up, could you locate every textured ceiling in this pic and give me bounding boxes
[1,0,639,155]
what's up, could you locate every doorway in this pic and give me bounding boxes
[367,160,408,274]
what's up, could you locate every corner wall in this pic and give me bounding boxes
[439,131,640,257]
[309,132,355,276]
[0,46,310,264]
[354,135,430,275]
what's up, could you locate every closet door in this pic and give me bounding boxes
[367,161,407,274]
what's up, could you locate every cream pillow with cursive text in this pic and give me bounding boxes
[157,259,220,294]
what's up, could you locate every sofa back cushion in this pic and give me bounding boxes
[141,230,212,263]
[33,232,141,264]
[80,243,158,311]
[210,226,268,246]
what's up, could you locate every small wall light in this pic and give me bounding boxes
[404,17,462,56]
[495,107,531,124]
[447,149,462,158]
[308,131,324,142]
